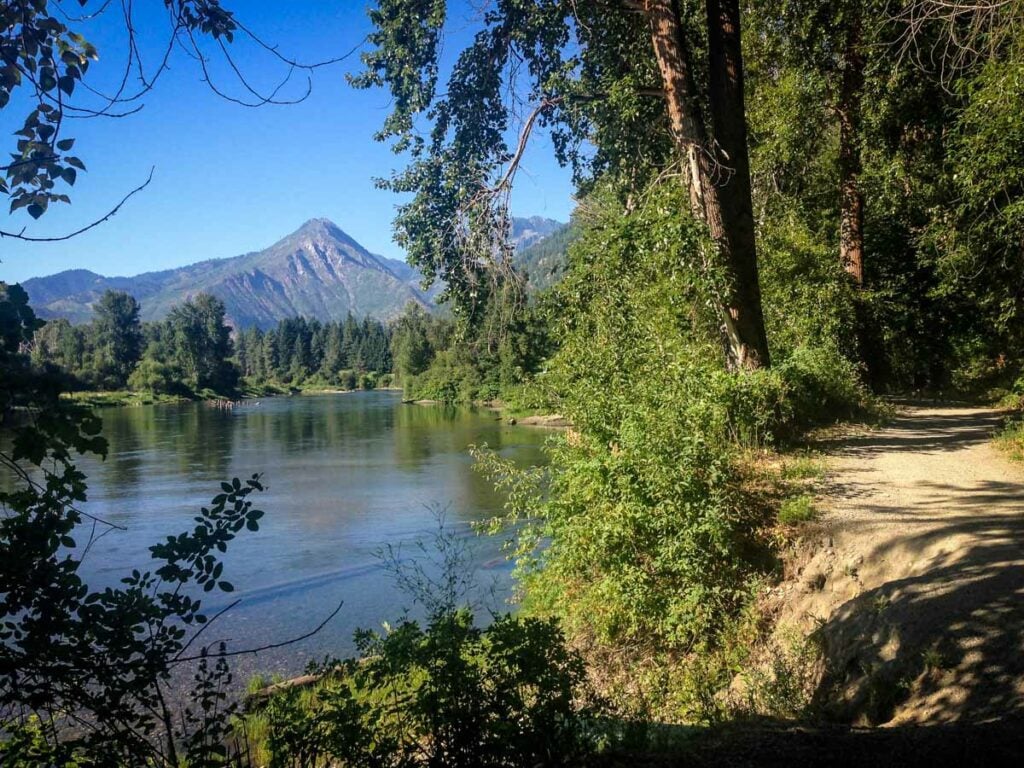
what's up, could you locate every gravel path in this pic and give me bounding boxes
[778,404,1024,724]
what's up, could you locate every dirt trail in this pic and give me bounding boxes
[775,404,1024,724]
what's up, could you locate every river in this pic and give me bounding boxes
[61,391,549,682]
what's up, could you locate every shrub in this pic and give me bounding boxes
[252,610,593,768]
[475,186,872,722]
[775,345,868,432]
[997,418,1024,462]
[338,369,358,390]
[127,356,183,395]
[404,349,480,404]
[478,186,772,659]
[778,494,817,525]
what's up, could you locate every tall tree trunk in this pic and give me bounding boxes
[838,9,866,287]
[646,0,770,369]
[705,0,770,369]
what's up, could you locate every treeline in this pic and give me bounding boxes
[30,289,394,396]
[389,300,550,405]
[235,314,392,390]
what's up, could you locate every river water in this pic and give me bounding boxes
[61,391,549,681]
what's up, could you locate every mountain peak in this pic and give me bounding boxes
[23,213,567,328]
[290,217,349,241]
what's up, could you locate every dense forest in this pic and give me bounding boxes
[4,0,1024,765]
[29,289,395,397]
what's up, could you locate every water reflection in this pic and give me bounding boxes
[60,391,548,674]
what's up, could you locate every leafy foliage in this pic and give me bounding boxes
[354,0,671,322]
[245,515,595,768]
[1,284,268,766]
[254,611,591,768]
[0,1,240,220]
[471,184,870,720]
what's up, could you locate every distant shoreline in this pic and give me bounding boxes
[60,385,404,409]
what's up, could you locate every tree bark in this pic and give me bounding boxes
[705,0,771,369]
[838,9,866,287]
[646,0,770,369]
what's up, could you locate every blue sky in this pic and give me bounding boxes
[0,1,575,283]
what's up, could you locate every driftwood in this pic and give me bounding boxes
[243,662,364,709]
[245,672,328,707]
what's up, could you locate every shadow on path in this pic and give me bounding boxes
[809,406,1024,724]
[819,408,1005,457]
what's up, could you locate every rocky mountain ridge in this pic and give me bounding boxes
[23,216,564,328]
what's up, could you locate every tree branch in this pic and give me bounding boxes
[171,600,344,663]
[0,167,154,242]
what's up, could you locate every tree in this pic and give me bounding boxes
[355,0,770,369]
[1,1,345,240]
[30,317,86,379]
[838,3,867,287]
[754,0,870,289]
[391,303,434,379]
[91,290,143,387]
[322,322,345,377]
[165,293,237,393]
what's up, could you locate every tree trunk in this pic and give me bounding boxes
[705,0,771,369]
[838,9,866,287]
[646,0,770,369]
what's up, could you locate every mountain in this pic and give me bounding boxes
[510,216,564,251]
[23,216,568,328]
[514,221,578,291]
[23,219,433,329]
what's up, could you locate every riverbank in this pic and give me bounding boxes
[59,383,402,409]
[404,395,571,428]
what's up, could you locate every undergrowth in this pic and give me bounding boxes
[996,417,1024,462]
[468,186,870,724]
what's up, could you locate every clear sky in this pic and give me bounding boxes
[0,1,575,283]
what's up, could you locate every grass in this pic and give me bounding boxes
[60,390,188,408]
[778,494,817,525]
[780,452,826,481]
[996,418,1024,462]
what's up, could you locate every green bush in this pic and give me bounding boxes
[478,187,770,659]
[778,494,817,525]
[126,356,184,395]
[475,186,871,723]
[404,349,481,404]
[253,610,593,768]
[997,418,1024,462]
[775,345,869,433]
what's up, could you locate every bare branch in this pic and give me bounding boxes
[0,167,154,242]
[172,600,345,663]
[889,0,1024,86]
